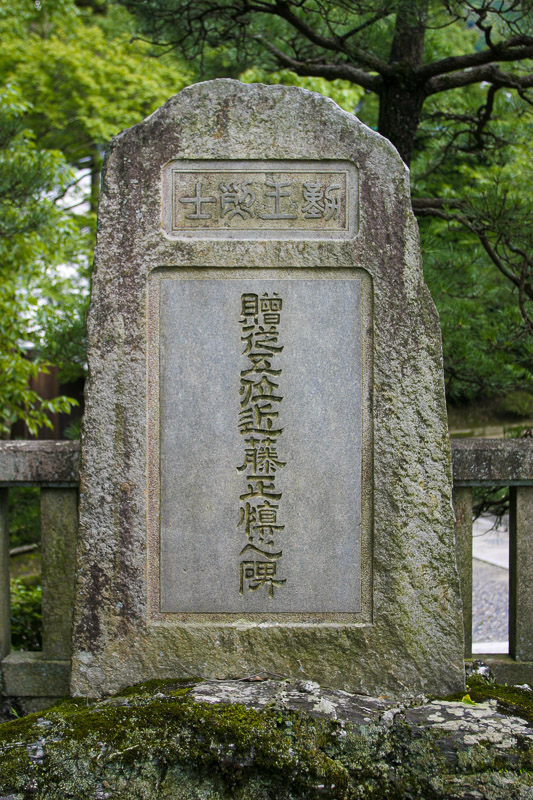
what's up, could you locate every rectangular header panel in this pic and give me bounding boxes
[161,160,358,240]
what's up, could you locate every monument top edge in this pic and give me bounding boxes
[109,78,406,172]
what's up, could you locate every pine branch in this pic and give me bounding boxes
[256,35,382,90]
[427,63,533,95]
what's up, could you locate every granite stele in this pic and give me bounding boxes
[71,80,465,698]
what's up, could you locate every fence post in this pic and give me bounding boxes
[0,489,9,660]
[453,486,473,659]
[509,486,533,662]
[41,488,78,661]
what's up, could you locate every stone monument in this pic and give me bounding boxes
[71,80,464,697]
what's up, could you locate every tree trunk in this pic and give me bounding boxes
[377,81,426,166]
[378,0,429,165]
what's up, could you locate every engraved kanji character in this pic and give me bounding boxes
[238,502,257,537]
[251,376,282,403]
[239,560,286,598]
[257,499,279,524]
[253,401,280,428]
[257,440,286,473]
[220,180,255,219]
[240,478,282,501]
[263,312,280,325]
[260,294,282,323]
[259,181,297,220]
[242,326,284,356]
[178,181,217,219]
[302,182,325,218]
[254,327,284,354]
[237,417,283,437]
[240,542,282,558]
[260,294,282,313]
[236,437,259,473]
[239,378,255,407]
[324,184,341,221]
[254,499,285,543]
[238,402,279,434]
[240,353,281,377]
[241,293,259,318]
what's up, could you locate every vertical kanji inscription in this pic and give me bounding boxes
[238,292,286,598]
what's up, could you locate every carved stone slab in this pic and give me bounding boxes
[157,275,362,614]
[161,159,358,238]
[71,80,464,699]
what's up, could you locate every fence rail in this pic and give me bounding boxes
[0,439,531,701]
[452,438,533,685]
[0,441,79,702]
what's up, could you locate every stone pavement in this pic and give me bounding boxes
[473,515,509,653]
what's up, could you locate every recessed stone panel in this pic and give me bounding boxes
[161,160,358,239]
[159,276,362,613]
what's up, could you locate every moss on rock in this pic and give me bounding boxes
[0,679,532,799]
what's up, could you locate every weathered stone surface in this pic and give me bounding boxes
[162,159,358,238]
[41,489,78,660]
[1,652,69,697]
[0,491,9,662]
[159,276,362,613]
[510,486,533,661]
[0,441,79,487]
[71,79,464,698]
[453,486,473,659]
[0,678,532,799]
[451,439,533,485]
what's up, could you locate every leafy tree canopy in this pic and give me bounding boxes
[0,85,82,437]
[0,0,192,208]
[124,0,533,402]
[120,0,533,163]
[0,0,192,435]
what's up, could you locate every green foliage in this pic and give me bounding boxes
[9,578,42,651]
[0,85,80,436]
[123,0,533,404]
[0,0,192,167]
[498,390,533,418]
[240,68,365,114]
[455,673,533,727]
[237,20,533,403]
[8,487,40,549]
[416,113,533,399]
[0,0,192,435]
[421,229,533,402]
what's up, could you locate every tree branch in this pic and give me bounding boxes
[427,64,533,95]
[256,35,382,91]
[413,200,533,303]
[340,8,392,42]
[419,37,533,81]
[412,197,464,210]
[253,0,394,76]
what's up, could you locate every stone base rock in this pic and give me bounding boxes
[0,677,532,799]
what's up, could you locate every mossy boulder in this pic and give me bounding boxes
[0,677,532,799]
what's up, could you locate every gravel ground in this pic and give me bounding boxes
[472,558,508,643]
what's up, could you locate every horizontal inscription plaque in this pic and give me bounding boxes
[161,160,358,240]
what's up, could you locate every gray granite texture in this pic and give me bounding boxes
[71,79,464,698]
[159,277,362,613]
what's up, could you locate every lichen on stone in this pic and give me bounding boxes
[0,678,532,799]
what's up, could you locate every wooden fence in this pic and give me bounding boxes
[0,438,531,701]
